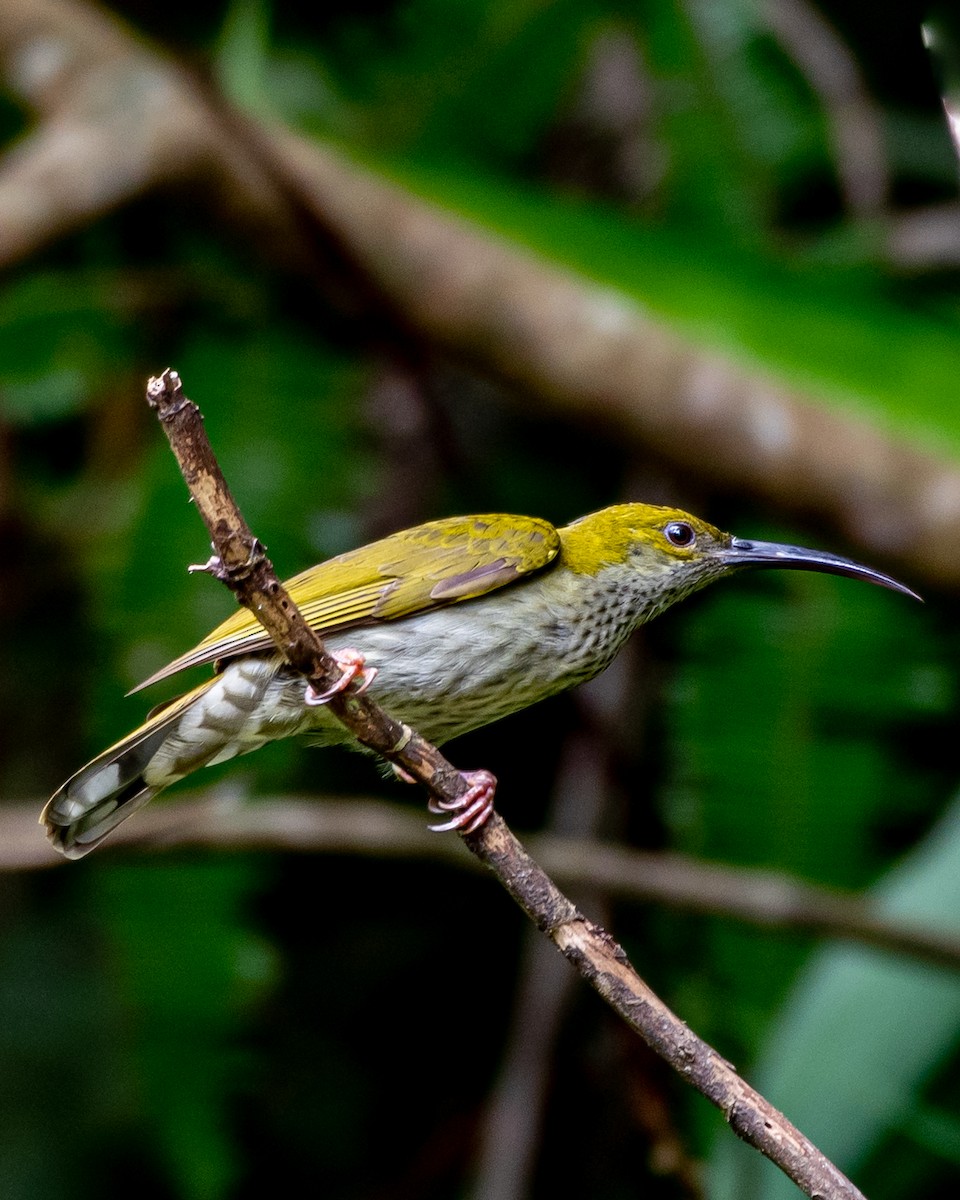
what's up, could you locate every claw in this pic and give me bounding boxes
[428,770,497,834]
[304,649,378,705]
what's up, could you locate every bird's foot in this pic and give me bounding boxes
[390,762,418,785]
[428,770,497,834]
[304,649,378,705]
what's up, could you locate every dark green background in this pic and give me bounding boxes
[2,2,959,1197]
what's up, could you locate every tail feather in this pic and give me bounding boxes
[43,683,210,858]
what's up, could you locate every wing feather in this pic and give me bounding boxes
[131,514,560,692]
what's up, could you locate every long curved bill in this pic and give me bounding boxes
[722,537,922,602]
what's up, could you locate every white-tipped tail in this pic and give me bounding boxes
[42,682,213,858]
[43,658,303,857]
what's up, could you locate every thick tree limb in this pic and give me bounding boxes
[136,368,867,1199]
[1,0,960,588]
[0,0,299,265]
[255,125,956,586]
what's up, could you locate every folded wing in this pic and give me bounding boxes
[132,514,561,692]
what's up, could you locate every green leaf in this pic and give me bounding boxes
[708,795,960,1198]
[215,0,274,116]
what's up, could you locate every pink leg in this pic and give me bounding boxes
[428,769,497,834]
[304,648,378,705]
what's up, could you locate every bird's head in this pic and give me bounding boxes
[559,503,919,616]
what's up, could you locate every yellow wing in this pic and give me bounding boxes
[132,513,560,692]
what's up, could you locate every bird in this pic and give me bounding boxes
[42,503,919,857]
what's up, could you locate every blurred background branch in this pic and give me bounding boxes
[4,795,960,973]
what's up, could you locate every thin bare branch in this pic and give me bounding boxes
[763,0,890,218]
[136,369,869,1198]
[145,368,475,810]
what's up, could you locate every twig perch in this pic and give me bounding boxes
[145,368,472,809]
[146,367,866,1200]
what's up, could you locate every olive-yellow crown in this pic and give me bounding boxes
[561,503,731,574]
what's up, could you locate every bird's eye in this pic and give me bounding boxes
[664,521,696,548]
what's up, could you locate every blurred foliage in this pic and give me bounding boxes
[1,0,960,1198]
[712,794,960,1198]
